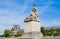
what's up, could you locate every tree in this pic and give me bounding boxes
[41,27,44,33]
[49,28,54,36]
[56,28,60,36]
[54,31,58,37]
[43,29,49,36]
[14,32,22,37]
[4,29,11,37]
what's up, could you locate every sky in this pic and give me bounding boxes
[0,0,60,35]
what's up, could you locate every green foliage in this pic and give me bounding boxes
[4,29,11,37]
[41,27,44,33]
[0,29,22,37]
[43,30,49,36]
[54,32,58,36]
[55,28,60,36]
[14,32,22,37]
[0,35,4,37]
[41,27,60,36]
[49,29,54,36]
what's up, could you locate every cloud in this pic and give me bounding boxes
[37,0,55,15]
[0,0,34,35]
[0,0,23,7]
[0,0,28,34]
[41,18,60,27]
[0,9,26,34]
[0,0,60,35]
[0,9,26,24]
[51,19,60,25]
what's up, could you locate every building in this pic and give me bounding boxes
[11,24,21,34]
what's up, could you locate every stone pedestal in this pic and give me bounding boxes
[23,4,43,39]
[22,32,43,39]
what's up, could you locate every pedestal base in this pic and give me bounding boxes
[22,32,43,39]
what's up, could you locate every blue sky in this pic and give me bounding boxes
[0,0,60,35]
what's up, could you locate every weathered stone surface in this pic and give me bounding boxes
[0,37,33,39]
[24,7,40,22]
[0,37,60,39]
[24,5,43,39]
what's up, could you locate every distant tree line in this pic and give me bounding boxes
[0,29,22,37]
[41,27,60,37]
[0,27,60,37]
